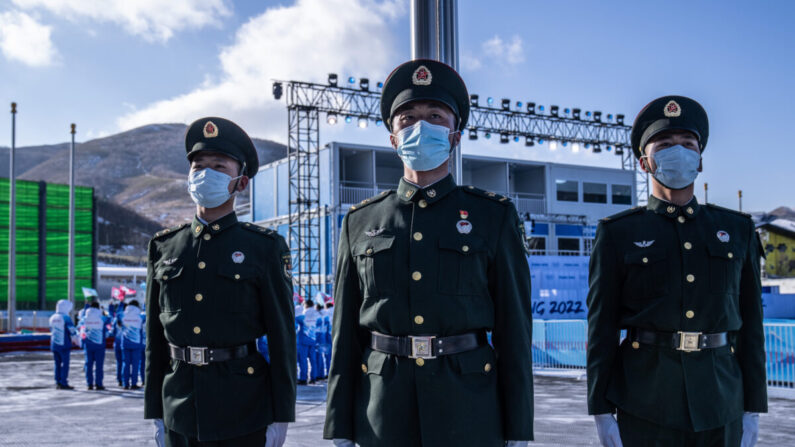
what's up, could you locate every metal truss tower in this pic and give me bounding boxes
[274,78,641,296]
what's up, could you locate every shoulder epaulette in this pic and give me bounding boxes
[242,222,277,238]
[600,206,644,223]
[152,223,189,240]
[705,203,751,219]
[349,190,393,212]
[461,185,512,205]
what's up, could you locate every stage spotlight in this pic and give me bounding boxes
[485,132,492,139]
[538,138,545,144]
[606,145,612,152]
[377,81,384,89]
[327,113,338,125]
[516,101,523,109]
[550,140,558,150]
[525,136,535,147]
[500,133,510,144]
[607,114,613,121]
[347,76,356,84]
[585,111,592,118]
[539,105,545,112]
[501,99,511,111]
[573,108,581,120]
[272,82,283,100]
[572,143,580,153]
[487,97,494,106]
[358,116,368,128]
[593,111,602,122]
[593,143,601,153]
[527,102,536,114]
[470,94,479,107]
[562,141,568,147]
[564,108,571,115]
[584,143,591,149]
[514,136,520,143]
[469,129,478,140]
[360,78,369,91]
[550,105,559,117]
[345,116,352,123]
[615,145,624,155]
[617,114,625,125]
[328,73,338,86]
[375,119,383,126]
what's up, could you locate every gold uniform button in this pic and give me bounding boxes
[462,245,470,253]
[234,274,241,280]
[193,326,201,334]
[677,216,686,223]
[247,366,255,375]
[365,248,374,255]
[484,363,492,372]
[686,274,695,283]
[203,233,211,241]
[418,200,428,208]
[415,358,425,367]
[728,252,734,259]
[684,242,693,250]
[686,310,695,319]
[632,341,640,349]
[642,257,649,264]
[361,364,368,373]
[198,261,206,269]
[162,275,169,280]
[412,271,422,281]
[413,232,423,241]
[414,315,424,325]
[666,206,676,213]
[686,207,694,215]
[195,293,203,302]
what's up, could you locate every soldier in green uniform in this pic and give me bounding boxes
[144,117,296,447]
[323,59,534,447]
[587,96,767,447]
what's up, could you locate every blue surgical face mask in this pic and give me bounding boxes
[646,145,701,190]
[394,120,457,171]
[188,168,241,208]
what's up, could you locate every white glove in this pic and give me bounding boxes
[265,422,289,447]
[741,412,759,447]
[332,439,355,447]
[505,441,529,447]
[594,413,623,447]
[153,419,165,447]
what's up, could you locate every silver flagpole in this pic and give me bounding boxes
[8,103,17,332]
[68,124,76,307]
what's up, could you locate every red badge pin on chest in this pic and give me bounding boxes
[459,210,469,220]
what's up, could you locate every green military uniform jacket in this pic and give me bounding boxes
[323,175,534,447]
[144,212,296,441]
[586,195,767,431]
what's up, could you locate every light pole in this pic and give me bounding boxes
[8,102,17,332]
[68,124,76,306]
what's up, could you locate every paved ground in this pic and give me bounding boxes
[0,351,793,446]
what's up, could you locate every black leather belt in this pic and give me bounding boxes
[169,342,256,365]
[629,328,728,352]
[371,331,486,359]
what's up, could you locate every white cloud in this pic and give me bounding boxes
[12,0,231,42]
[117,0,406,141]
[466,34,525,71]
[0,10,58,67]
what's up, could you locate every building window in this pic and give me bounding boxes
[583,182,607,203]
[529,237,546,252]
[556,180,578,202]
[558,237,580,255]
[612,184,632,205]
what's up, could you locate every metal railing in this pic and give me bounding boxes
[532,319,795,389]
[509,193,546,214]
[340,184,377,204]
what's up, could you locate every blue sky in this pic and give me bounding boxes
[0,0,793,212]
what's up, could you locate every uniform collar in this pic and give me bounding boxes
[397,174,456,205]
[191,212,238,238]
[647,194,700,220]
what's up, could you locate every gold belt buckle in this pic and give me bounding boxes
[409,336,436,359]
[677,331,702,352]
[188,346,208,365]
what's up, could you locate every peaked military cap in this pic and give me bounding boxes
[631,95,709,159]
[185,117,259,178]
[380,59,470,132]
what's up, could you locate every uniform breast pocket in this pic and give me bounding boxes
[156,265,184,312]
[622,249,668,300]
[707,241,743,296]
[438,235,489,296]
[351,235,395,299]
[217,264,262,313]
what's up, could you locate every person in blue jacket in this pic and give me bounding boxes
[48,299,78,390]
[109,301,125,386]
[79,301,110,390]
[295,303,318,385]
[138,301,146,386]
[119,299,145,389]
